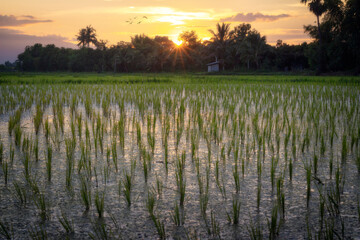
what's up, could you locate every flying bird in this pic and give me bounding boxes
[126,16,148,25]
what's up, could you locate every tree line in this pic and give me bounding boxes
[3,0,359,74]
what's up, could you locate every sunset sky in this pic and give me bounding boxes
[0,0,316,63]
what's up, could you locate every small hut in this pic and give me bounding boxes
[207,57,225,72]
[207,61,220,72]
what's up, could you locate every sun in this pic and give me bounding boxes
[173,39,183,46]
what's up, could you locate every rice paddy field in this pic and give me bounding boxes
[0,73,360,239]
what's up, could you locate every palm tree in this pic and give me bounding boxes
[301,0,326,41]
[77,25,97,48]
[301,0,327,72]
[208,23,231,61]
[77,28,87,48]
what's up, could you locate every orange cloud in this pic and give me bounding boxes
[220,12,290,22]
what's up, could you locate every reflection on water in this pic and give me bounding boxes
[0,83,359,239]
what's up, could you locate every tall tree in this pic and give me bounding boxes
[301,0,327,72]
[96,39,108,72]
[227,24,252,69]
[77,25,97,48]
[237,30,267,69]
[343,0,360,73]
[208,23,231,61]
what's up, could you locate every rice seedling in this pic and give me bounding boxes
[276,177,285,218]
[147,115,156,154]
[65,138,76,188]
[175,152,186,207]
[28,224,48,240]
[313,153,318,176]
[233,161,240,194]
[80,176,92,211]
[156,175,163,197]
[45,145,52,181]
[341,134,347,163]
[2,160,9,185]
[305,163,312,207]
[89,220,113,240]
[44,118,50,141]
[320,135,326,156]
[227,197,241,225]
[305,212,312,239]
[141,148,149,183]
[8,108,22,136]
[0,219,13,240]
[207,210,221,239]
[289,158,293,182]
[111,140,118,172]
[163,138,169,173]
[323,218,335,240]
[95,191,105,218]
[267,205,280,240]
[257,180,261,209]
[329,154,333,179]
[151,213,166,239]
[58,211,74,234]
[136,121,142,147]
[33,104,43,135]
[9,144,14,165]
[103,164,110,185]
[23,153,31,181]
[355,151,360,173]
[122,170,133,206]
[247,219,263,240]
[178,176,186,207]
[171,201,184,226]
[146,189,156,217]
[334,166,342,203]
[33,138,39,162]
[0,141,3,164]
[14,125,22,147]
[12,181,27,206]
[270,156,276,188]
[70,119,76,144]
[76,113,83,139]
[33,192,49,221]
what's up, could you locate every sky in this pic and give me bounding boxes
[0,0,316,64]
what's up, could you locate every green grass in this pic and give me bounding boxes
[1,72,360,85]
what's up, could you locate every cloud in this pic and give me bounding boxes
[263,29,311,45]
[0,28,75,63]
[0,14,52,27]
[220,12,290,22]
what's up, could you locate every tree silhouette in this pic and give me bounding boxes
[178,31,199,49]
[301,0,326,40]
[301,0,327,72]
[237,30,267,69]
[208,23,231,60]
[77,25,97,48]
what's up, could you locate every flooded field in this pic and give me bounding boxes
[0,76,360,239]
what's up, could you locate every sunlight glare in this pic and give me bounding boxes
[173,39,183,46]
